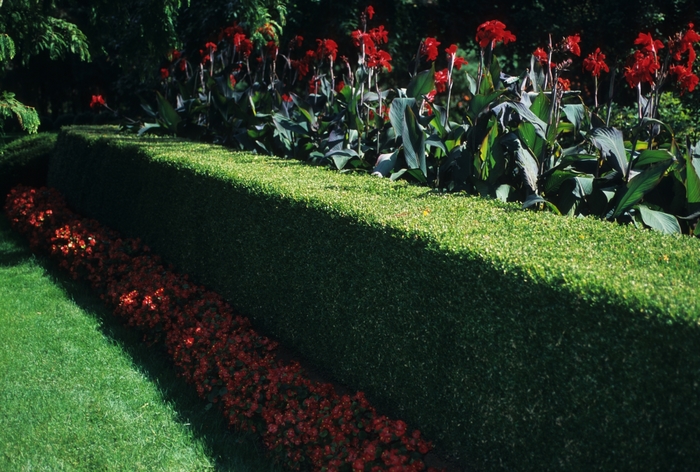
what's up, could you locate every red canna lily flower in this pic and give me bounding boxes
[434,68,449,93]
[475,20,516,49]
[562,34,581,56]
[557,77,571,91]
[445,44,468,70]
[671,23,700,67]
[533,47,549,67]
[315,38,338,62]
[160,68,169,79]
[365,5,374,20]
[420,37,441,62]
[670,64,699,93]
[290,35,304,49]
[233,33,253,57]
[369,25,389,45]
[367,49,392,71]
[89,95,106,109]
[583,48,609,77]
[204,41,218,52]
[634,32,664,55]
[624,50,660,88]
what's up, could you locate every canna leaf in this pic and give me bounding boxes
[633,149,675,168]
[686,141,700,203]
[611,161,671,218]
[402,105,426,176]
[502,132,539,193]
[389,98,416,138]
[155,92,181,133]
[637,205,682,234]
[589,127,629,177]
[406,64,436,99]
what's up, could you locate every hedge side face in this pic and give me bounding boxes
[48,125,700,471]
[0,132,57,197]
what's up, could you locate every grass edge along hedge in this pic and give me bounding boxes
[48,125,700,471]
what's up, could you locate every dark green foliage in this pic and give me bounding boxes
[48,126,700,471]
[0,132,56,197]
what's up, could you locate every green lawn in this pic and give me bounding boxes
[0,215,284,472]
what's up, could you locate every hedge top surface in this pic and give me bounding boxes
[64,126,700,322]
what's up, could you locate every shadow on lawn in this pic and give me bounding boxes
[0,215,284,472]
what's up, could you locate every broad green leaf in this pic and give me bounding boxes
[528,54,546,93]
[611,162,671,218]
[641,117,675,138]
[373,149,399,177]
[402,106,426,176]
[156,92,181,133]
[687,142,700,203]
[502,133,539,193]
[273,114,309,137]
[465,73,478,96]
[429,105,447,137]
[492,101,547,140]
[389,98,416,138]
[589,127,629,177]
[477,120,499,182]
[561,104,585,132]
[489,57,502,88]
[426,134,447,154]
[633,149,675,168]
[290,93,317,127]
[328,149,359,170]
[544,170,578,195]
[530,92,551,122]
[496,184,512,202]
[137,122,161,136]
[522,194,545,209]
[406,64,435,99]
[637,205,681,234]
[470,90,504,120]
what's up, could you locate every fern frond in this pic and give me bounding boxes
[0,91,40,134]
[0,33,15,62]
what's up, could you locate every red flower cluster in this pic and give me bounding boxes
[624,32,664,89]
[434,68,449,93]
[562,34,581,56]
[89,95,106,109]
[582,48,609,78]
[475,20,516,49]
[625,25,700,93]
[532,47,549,68]
[4,185,444,472]
[670,64,699,93]
[352,24,392,72]
[445,44,467,70]
[315,38,338,62]
[420,37,441,62]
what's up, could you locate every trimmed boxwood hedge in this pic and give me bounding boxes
[0,132,57,198]
[48,125,700,471]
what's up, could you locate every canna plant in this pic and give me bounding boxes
[122,10,700,237]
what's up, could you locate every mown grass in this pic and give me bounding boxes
[0,214,284,472]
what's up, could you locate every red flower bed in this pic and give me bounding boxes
[4,185,443,472]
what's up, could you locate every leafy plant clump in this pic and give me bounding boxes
[90,7,700,238]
